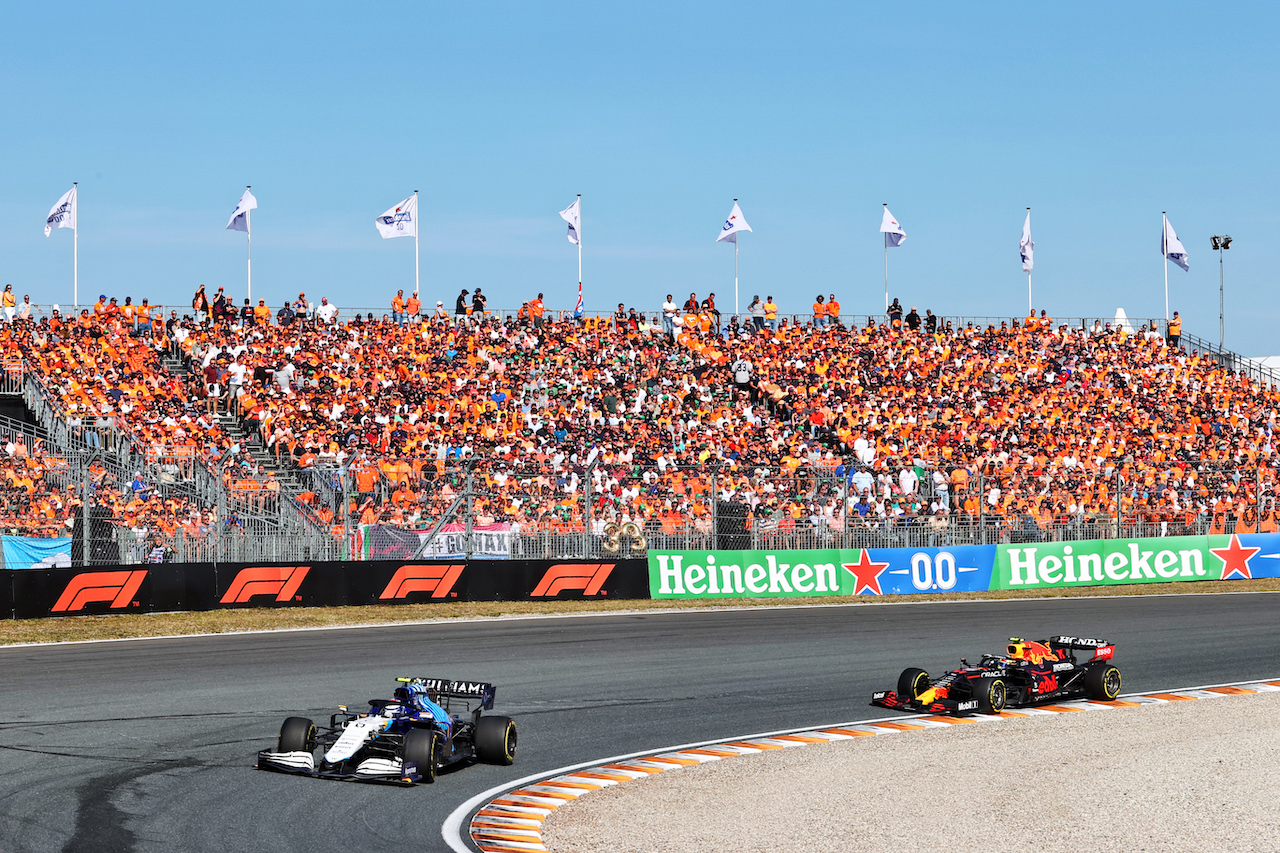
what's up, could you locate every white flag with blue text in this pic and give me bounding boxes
[880,206,906,247]
[226,188,258,232]
[1020,209,1034,274]
[375,194,417,239]
[44,186,77,237]
[559,197,581,245]
[716,201,752,244]
[1162,214,1189,272]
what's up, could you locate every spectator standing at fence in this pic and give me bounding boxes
[434,300,448,321]
[471,288,487,321]
[17,294,34,322]
[277,302,295,327]
[662,294,678,339]
[239,298,254,325]
[827,294,840,327]
[747,295,764,331]
[906,306,921,331]
[1,285,14,322]
[888,298,903,328]
[293,292,310,322]
[529,293,544,328]
[455,289,470,320]
[924,309,938,334]
[1167,311,1182,348]
[316,297,339,325]
[406,291,421,322]
[702,293,721,329]
[392,290,407,324]
[193,284,210,322]
[812,295,827,328]
[763,295,778,330]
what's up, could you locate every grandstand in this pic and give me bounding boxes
[4,299,1278,564]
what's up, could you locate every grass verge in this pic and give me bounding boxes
[3,578,1279,647]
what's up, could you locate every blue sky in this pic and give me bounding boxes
[3,2,1277,352]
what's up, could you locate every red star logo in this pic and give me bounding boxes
[1210,534,1260,580]
[842,550,891,595]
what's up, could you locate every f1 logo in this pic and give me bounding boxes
[379,564,464,600]
[221,566,310,604]
[51,570,148,613]
[531,563,614,597]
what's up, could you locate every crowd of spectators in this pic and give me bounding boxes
[5,283,1279,547]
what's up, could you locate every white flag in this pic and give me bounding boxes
[1020,209,1034,274]
[375,194,417,239]
[1162,214,1189,272]
[226,188,258,232]
[559,197,581,245]
[880,206,906,247]
[44,186,77,237]
[716,201,752,243]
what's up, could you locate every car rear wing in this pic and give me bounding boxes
[396,677,496,710]
[1049,636,1115,660]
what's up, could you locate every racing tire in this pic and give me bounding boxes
[973,677,1008,714]
[403,728,438,784]
[897,668,930,699]
[278,717,315,753]
[1084,663,1122,700]
[475,716,518,766]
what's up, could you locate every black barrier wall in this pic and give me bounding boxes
[3,560,650,620]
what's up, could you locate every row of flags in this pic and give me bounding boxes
[39,186,1195,315]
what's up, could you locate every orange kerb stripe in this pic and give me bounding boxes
[680,748,741,757]
[476,811,547,822]
[1034,704,1086,712]
[1204,686,1256,695]
[1145,693,1198,702]
[769,734,835,743]
[603,763,664,774]
[491,798,560,809]
[869,722,927,731]
[474,844,539,853]
[537,780,602,791]
[472,831,543,843]
[511,788,577,800]
[818,727,878,737]
[920,716,975,724]
[571,771,632,782]
[642,756,702,766]
[722,741,786,750]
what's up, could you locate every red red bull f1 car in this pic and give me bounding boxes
[871,636,1122,716]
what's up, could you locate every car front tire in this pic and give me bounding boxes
[897,667,930,699]
[403,728,438,783]
[974,677,1007,714]
[278,717,315,753]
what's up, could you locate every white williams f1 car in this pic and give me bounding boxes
[256,677,517,785]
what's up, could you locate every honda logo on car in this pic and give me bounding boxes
[654,553,839,596]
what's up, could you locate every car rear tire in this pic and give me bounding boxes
[475,716,518,765]
[974,677,1007,714]
[897,668,930,699]
[1085,663,1122,700]
[403,728,438,783]
[278,717,315,753]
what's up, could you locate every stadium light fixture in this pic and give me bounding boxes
[1212,234,1232,350]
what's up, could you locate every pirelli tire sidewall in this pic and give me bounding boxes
[1084,662,1123,701]
[974,676,1008,714]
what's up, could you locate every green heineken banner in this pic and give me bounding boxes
[648,533,1277,599]
[991,533,1267,590]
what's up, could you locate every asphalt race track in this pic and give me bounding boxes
[3,593,1279,853]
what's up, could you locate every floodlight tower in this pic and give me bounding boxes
[1210,235,1232,350]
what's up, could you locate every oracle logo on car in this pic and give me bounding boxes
[51,570,148,613]
[220,566,310,604]
[531,563,615,597]
[379,564,465,600]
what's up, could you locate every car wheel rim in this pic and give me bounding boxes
[1105,670,1121,697]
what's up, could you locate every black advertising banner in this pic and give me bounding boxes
[3,559,650,619]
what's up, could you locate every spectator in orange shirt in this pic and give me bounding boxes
[826,294,840,326]
[813,295,827,328]
[406,291,421,321]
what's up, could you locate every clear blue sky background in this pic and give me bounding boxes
[2,2,1277,352]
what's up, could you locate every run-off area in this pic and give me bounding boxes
[542,691,1280,853]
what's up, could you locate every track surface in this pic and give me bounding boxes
[3,594,1278,853]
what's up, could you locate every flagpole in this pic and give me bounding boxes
[246,185,253,303]
[883,204,890,312]
[732,197,740,316]
[1162,211,1168,322]
[414,189,420,297]
[1026,207,1032,313]
[73,182,78,309]
[577,193,582,305]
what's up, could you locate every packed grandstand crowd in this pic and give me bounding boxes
[4,284,1278,548]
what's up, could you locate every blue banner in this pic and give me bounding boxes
[2,536,73,570]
